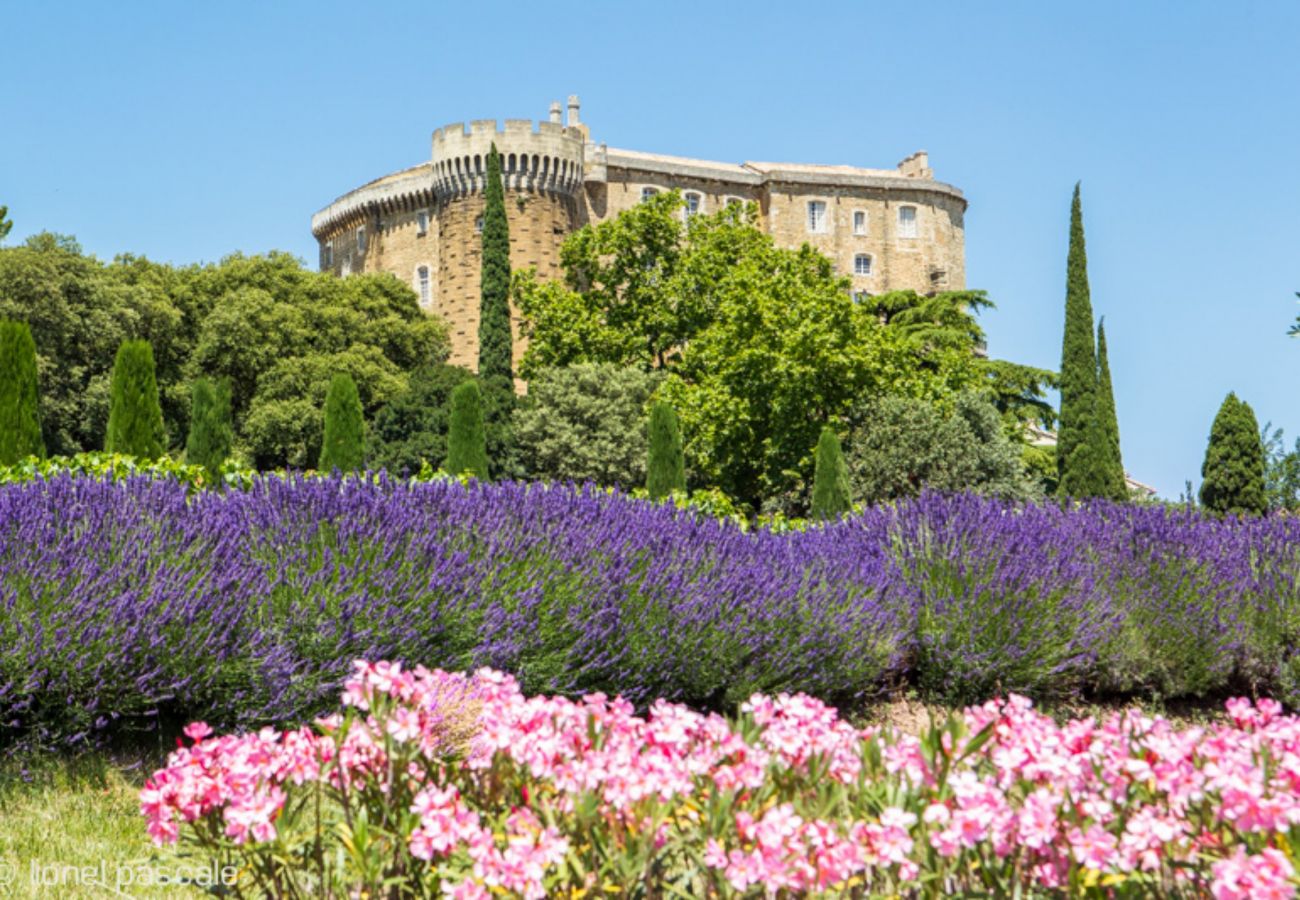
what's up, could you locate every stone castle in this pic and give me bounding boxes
[311,96,967,371]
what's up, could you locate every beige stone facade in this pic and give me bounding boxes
[311,96,967,371]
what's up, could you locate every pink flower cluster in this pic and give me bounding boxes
[143,662,1300,897]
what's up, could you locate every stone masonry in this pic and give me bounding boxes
[310,96,967,371]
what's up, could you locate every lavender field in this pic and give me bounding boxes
[2,475,1298,750]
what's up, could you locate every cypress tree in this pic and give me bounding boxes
[0,319,44,464]
[105,339,165,461]
[318,373,365,472]
[645,401,685,500]
[1057,183,1108,498]
[1200,392,1267,516]
[1095,319,1127,500]
[479,143,513,383]
[810,425,851,520]
[186,377,233,483]
[446,379,490,479]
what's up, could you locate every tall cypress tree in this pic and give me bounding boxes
[1200,392,1267,516]
[186,377,233,483]
[446,379,490,479]
[0,319,44,464]
[1095,319,1127,500]
[479,143,513,383]
[318,373,365,472]
[1057,183,1107,498]
[810,425,851,520]
[645,401,685,500]
[105,339,165,461]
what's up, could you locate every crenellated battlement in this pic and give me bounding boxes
[432,112,586,199]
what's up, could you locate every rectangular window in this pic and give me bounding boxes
[898,206,917,239]
[854,254,873,276]
[356,226,367,252]
[416,210,429,236]
[323,241,333,269]
[807,200,827,233]
[341,257,352,277]
[684,192,702,218]
[417,266,430,306]
[853,210,868,236]
[641,186,659,202]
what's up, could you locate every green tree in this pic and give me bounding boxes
[0,206,12,243]
[186,377,233,482]
[105,339,165,460]
[1200,392,1267,516]
[514,363,661,489]
[1056,183,1108,498]
[479,144,513,383]
[1095,319,1127,500]
[318,373,365,472]
[1261,423,1300,512]
[446,379,489,479]
[645,401,685,500]
[810,426,851,520]
[846,393,1040,506]
[370,364,473,475]
[0,319,44,463]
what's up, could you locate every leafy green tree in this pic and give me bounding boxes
[645,401,685,500]
[0,206,12,243]
[1200,392,1267,516]
[810,426,851,520]
[846,392,1040,506]
[105,339,165,460]
[186,377,232,481]
[1056,183,1108,498]
[514,363,661,488]
[370,364,473,475]
[1095,319,1127,499]
[0,319,44,463]
[318,373,365,471]
[479,145,513,383]
[1261,423,1300,512]
[446,380,489,479]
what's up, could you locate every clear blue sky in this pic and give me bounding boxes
[4,0,1298,497]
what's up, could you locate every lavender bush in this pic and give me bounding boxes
[0,475,1296,750]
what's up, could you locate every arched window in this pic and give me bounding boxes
[356,226,366,253]
[323,240,333,269]
[683,191,702,218]
[475,216,484,234]
[854,254,873,276]
[416,210,429,236]
[416,266,431,307]
[641,186,659,202]
[898,206,918,239]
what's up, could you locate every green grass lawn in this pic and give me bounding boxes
[0,755,209,899]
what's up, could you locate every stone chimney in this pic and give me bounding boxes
[548,101,562,124]
[566,94,581,127]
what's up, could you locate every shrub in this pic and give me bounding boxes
[0,319,44,464]
[1201,391,1267,516]
[645,401,685,500]
[185,377,232,482]
[318,373,365,472]
[446,380,489,479]
[514,363,660,488]
[810,426,850,520]
[105,339,166,461]
[370,363,472,475]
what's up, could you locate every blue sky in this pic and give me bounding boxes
[4,0,1298,497]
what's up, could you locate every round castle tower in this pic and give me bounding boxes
[430,98,587,371]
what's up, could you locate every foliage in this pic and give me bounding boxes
[185,377,232,483]
[445,380,489,479]
[1095,319,1127,500]
[0,319,44,464]
[1056,183,1109,498]
[369,364,473,475]
[148,664,1300,899]
[105,339,165,461]
[318,373,366,472]
[1200,392,1267,516]
[810,426,851,520]
[514,363,661,489]
[0,452,253,491]
[478,145,513,384]
[846,392,1040,505]
[645,400,685,500]
[516,199,986,509]
[1261,421,1300,512]
[0,205,11,243]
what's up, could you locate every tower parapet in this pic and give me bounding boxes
[431,117,585,199]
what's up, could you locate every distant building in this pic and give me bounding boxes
[311,95,967,372]
[1026,424,1157,499]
